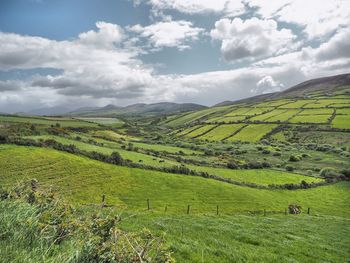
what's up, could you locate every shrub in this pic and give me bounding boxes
[289,155,301,162]
[285,165,294,172]
[320,167,339,178]
[227,161,239,169]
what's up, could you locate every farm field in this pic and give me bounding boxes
[25,135,180,168]
[0,115,99,127]
[1,82,350,262]
[183,124,217,138]
[227,124,278,142]
[187,166,323,186]
[332,115,350,129]
[289,114,331,123]
[0,145,348,216]
[198,124,245,141]
[75,117,124,127]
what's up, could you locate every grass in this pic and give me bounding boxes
[289,114,330,123]
[332,115,350,129]
[131,141,201,155]
[279,100,317,109]
[0,115,99,128]
[75,117,124,127]
[184,125,217,138]
[165,106,231,127]
[336,108,350,115]
[228,124,278,142]
[25,135,179,168]
[298,108,334,115]
[90,130,140,141]
[198,124,245,141]
[188,166,323,186]
[268,109,300,122]
[120,213,350,263]
[250,109,287,121]
[205,116,247,123]
[1,145,349,216]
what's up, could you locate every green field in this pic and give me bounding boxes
[332,115,350,129]
[26,135,180,168]
[279,100,316,108]
[206,115,247,123]
[0,115,99,127]
[188,166,323,186]
[165,106,231,127]
[0,145,348,216]
[184,124,217,138]
[228,124,278,142]
[75,117,124,127]
[198,124,245,141]
[289,114,330,123]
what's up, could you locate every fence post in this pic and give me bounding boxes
[147,199,150,210]
[101,194,105,208]
[307,208,310,214]
[187,205,190,214]
[216,205,219,216]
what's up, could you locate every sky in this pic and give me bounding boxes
[0,0,349,113]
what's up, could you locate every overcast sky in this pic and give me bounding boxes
[0,0,349,112]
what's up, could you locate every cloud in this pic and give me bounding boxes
[210,17,296,61]
[0,80,24,92]
[0,15,349,113]
[252,75,284,94]
[246,0,350,39]
[78,21,125,49]
[143,0,245,16]
[315,28,350,61]
[128,20,204,51]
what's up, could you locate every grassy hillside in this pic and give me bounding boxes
[165,87,350,142]
[1,145,348,216]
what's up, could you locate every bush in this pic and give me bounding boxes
[289,155,301,162]
[285,165,294,172]
[227,161,239,169]
[320,167,339,178]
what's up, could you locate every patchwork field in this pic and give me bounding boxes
[198,124,245,141]
[227,124,278,142]
[0,115,99,127]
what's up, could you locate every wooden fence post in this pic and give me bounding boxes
[216,205,219,215]
[101,194,105,208]
[187,205,190,214]
[147,199,150,210]
[307,208,310,214]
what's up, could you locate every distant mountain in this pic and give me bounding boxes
[27,106,76,116]
[276,73,350,98]
[68,102,207,117]
[214,73,350,107]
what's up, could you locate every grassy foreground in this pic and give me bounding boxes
[1,145,349,216]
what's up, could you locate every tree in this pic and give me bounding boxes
[109,152,123,165]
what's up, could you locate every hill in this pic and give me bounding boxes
[69,102,207,117]
[214,73,350,107]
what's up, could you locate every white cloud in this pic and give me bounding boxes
[78,21,124,49]
[145,0,245,16]
[252,75,284,94]
[0,16,349,113]
[210,17,296,61]
[128,20,204,51]
[246,0,350,39]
